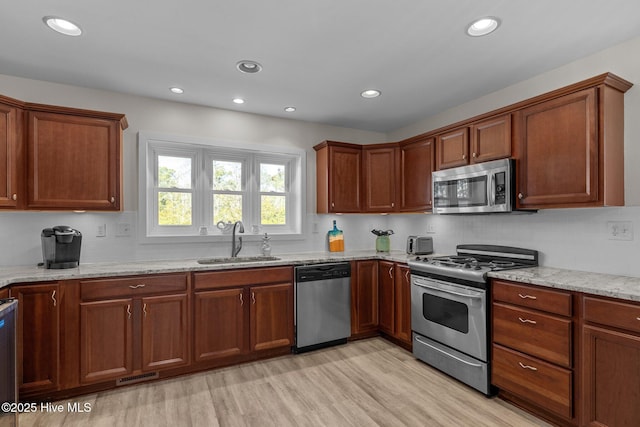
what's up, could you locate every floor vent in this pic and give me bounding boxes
[116,371,159,386]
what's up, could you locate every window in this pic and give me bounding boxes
[139,132,305,240]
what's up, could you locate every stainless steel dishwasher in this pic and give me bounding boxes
[0,298,18,427]
[294,262,351,353]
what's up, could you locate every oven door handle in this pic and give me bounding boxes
[413,280,483,300]
[415,336,483,368]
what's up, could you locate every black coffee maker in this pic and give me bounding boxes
[41,226,82,269]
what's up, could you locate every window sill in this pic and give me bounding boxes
[138,232,305,245]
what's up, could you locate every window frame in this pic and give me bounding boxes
[138,132,306,243]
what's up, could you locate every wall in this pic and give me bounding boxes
[386,35,640,277]
[2,34,640,278]
[0,74,387,266]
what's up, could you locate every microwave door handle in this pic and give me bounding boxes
[488,174,495,206]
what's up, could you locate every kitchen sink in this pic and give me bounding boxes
[197,256,281,265]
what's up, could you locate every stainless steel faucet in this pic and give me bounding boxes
[231,221,244,257]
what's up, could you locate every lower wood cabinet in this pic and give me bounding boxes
[10,283,60,397]
[491,279,575,424]
[378,261,411,347]
[351,260,379,337]
[581,295,640,427]
[193,267,293,364]
[79,274,189,384]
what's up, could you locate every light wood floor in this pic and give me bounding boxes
[20,338,550,426]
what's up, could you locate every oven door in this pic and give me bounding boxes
[411,275,487,361]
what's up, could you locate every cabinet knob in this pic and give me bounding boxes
[331,202,335,208]
[110,196,116,204]
[462,154,466,160]
[12,193,17,201]
[391,202,394,208]
[518,193,524,200]
[472,152,477,158]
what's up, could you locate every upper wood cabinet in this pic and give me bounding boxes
[515,74,632,209]
[0,96,23,208]
[436,114,511,170]
[436,127,469,170]
[399,137,434,211]
[315,141,362,213]
[363,144,398,212]
[0,94,127,211]
[470,114,512,163]
[27,107,126,210]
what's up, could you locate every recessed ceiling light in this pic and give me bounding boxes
[236,60,263,74]
[43,16,82,36]
[169,87,184,94]
[284,106,296,112]
[233,98,245,104]
[361,89,381,99]
[466,17,500,37]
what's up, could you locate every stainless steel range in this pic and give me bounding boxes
[408,244,538,395]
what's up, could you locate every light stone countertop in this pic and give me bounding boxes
[2,251,640,303]
[0,250,415,289]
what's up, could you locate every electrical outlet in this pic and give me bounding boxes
[96,224,107,237]
[312,222,319,234]
[116,223,131,237]
[426,223,436,234]
[607,221,633,241]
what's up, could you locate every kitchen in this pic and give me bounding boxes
[2,1,640,426]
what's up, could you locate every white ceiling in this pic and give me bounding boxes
[3,1,640,133]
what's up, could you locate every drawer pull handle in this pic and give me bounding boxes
[637,317,640,321]
[129,284,146,289]
[518,362,538,371]
[251,292,256,305]
[518,293,537,300]
[518,317,537,324]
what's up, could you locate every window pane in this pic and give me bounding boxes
[158,192,192,225]
[261,195,286,224]
[213,194,242,223]
[158,156,191,189]
[213,160,242,191]
[260,163,285,192]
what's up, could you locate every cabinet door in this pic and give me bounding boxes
[394,264,412,345]
[470,114,511,163]
[141,294,189,371]
[250,283,293,351]
[582,324,640,427]
[378,261,395,334]
[11,283,59,395]
[0,102,21,208]
[516,88,597,208]
[328,144,362,212]
[194,288,245,362]
[351,261,379,335]
[399,138,434,211]
[80,298,133,383]
[27,111,121,210]
[436,127,469,170]
[363,146,397,212]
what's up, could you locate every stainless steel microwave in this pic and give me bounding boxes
[432,158,514,214]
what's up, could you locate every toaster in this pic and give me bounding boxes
[406,236,433,255]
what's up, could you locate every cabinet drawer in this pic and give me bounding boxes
[584,296,640,334]
[81,273,188,300]
[492,344,572,419]
[493,302,572,367]
[492,280,572,316]
[194,267,292,290]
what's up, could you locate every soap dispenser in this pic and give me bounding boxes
[261,233,272,256]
